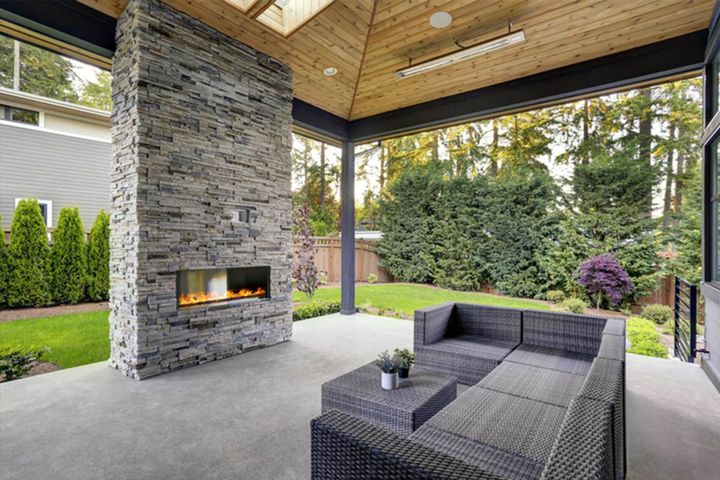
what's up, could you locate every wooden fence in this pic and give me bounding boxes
[293,237,394,284]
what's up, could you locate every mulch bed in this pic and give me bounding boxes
[0,302,108,323]
[0,361,59,383]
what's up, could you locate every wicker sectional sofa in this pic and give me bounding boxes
[311,304,626,480]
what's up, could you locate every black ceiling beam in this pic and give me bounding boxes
[349,30,708,142]
[292,99,349,143]
[0,0,116,58]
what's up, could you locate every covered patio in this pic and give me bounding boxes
[1,313,718,480]
[1,0,720,479]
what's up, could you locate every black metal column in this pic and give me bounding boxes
[340,141,356,315]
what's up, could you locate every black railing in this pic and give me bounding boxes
[674,277,698,363]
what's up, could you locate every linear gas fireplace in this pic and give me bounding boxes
[177,266,270,308]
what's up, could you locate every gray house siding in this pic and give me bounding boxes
[0,123,110,230]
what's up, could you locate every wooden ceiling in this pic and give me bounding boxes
[78,0,714,120]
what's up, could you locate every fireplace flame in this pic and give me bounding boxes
[178,287,266,306]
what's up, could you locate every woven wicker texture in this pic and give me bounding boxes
[448,303,523,343]
[477,361,585,407]
[321,363,457,437]
[579,357,625,480]
[522,310,608,355]
[414,302,454,346]
[409,426,544,480]
[597,334,627,363]
[505,344,594,376]
[602,318,626,337]
[540,396,614,480]
[413,387,567,465]
[415,337,517,385]
[311,409,503,480]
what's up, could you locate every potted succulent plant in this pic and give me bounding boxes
[375,350,400,390]
[394,348,415,379]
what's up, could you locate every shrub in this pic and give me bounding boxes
[546,290,565,303]
[292,206,319,300]
[7,199,51,307]
[0,215,8,307]
[50,207,87,304]
[641,304,673,325]
[576,254,634,310]
[368,273,378,284]
[86,210,110,301]
[627,317,667,359]
[292,301,341,321]
[0,345,49,381]
[561,297,588,313]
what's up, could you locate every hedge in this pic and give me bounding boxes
[627,317,667,358]
[86,210,110,301]
[7,199,51,307]
[0,215,7,307]
[1,204,110,308]
[50,207,86,304]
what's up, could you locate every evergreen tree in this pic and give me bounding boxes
[7,199,51,307]
[79,71,112,111]
[377,166,442,283]
[0,215,8,307]
[484,169,559,297]
[431,176,488,290]
[671,163,702,283]
[86,210,111,301]
[0,36,12,88]
[50,207,87,304]
[19,43,78,102]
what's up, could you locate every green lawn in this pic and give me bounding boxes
[0,284,546,373]
[0,311,110,369]
[293,283,549,317]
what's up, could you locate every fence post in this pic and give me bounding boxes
[690,283,697,362]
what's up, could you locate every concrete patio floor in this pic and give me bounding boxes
[1,313,719,480]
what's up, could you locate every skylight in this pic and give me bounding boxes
[257,0,335,37]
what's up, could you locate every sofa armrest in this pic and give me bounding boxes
[540,397,615,480]
[415,302,455,347]
[311,410,501,480]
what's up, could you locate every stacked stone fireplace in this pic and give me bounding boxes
[109,0,293,379]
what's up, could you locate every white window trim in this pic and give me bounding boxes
[1,102,44,127]
[15,198,52,227]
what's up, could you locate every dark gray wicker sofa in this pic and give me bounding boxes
[311,305,626,480]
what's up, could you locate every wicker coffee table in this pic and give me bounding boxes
[321,362,457,437]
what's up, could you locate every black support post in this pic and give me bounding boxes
[340,141,356,315]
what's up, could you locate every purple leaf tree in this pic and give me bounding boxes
[292,206,319,300]
[576,254,634,310]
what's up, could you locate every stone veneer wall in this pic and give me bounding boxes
[110,0,293,379]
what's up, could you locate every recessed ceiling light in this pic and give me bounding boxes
[429,11,452,29]
[323,67,338,77]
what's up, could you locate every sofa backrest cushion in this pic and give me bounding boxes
[522,310,608,355]
[449,303,522,343]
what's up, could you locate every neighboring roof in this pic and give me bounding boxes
[74,0,714,121]
[0,87,110,124]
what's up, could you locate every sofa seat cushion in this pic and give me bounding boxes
[477,361,585,408]
[505,344,594,376]
[410,387,567,480]
[415,335,518,385]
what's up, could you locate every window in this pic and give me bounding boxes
[1,104,40,125]
[14,198,52,227]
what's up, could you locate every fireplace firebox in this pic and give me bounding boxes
[177,266,270,307]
